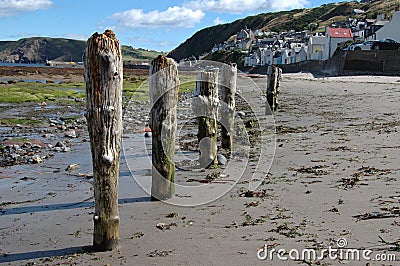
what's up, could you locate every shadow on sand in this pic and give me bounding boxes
[0,196,150,215]
[0,246,92,263]
[0,196,151,262]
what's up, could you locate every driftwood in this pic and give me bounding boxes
[84,30,123,251]
[192,69,219,168]
[220,63,237,149]
[266,65,282,112]
[149,55,179,200]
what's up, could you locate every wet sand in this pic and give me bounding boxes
[0,71,399,265]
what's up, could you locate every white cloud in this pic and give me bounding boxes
[110,6,205,28]
[61,34,90,41]
[159,41,177,47]
[213,17,226,25]
[0,0,53,17]
[184,0,309,14]
[270,0,310,11]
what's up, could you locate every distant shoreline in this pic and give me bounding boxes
[0,62,46,67]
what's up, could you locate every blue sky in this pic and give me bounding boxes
[0,0,340,52]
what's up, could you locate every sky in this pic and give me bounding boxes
[0,0,341,52]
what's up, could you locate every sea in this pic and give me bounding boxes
[0,62,47,67]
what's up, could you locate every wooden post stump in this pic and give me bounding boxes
[192,69,219,168]
[149,55,179,200]
[84,30,123,251]
[220,63,237,149]
[266,65,282,112]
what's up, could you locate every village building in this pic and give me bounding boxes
[364,14,389,39]
[308,35,326,60]
[207,11,400,67]
[323,27,353,60]
[367,11,400,42]
[244,52,260,66]
[237,27,255,41]
[292,46,308,63]
[259,47,274,66]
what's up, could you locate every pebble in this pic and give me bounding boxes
[31,144,42,149]
[42,133,54,138]
[21,142,32,149]
[31,155,43,164]
[217,154,227,166]
[49,119,60,125]
[237,111,246,117]
[55,141,65,147]
[65,163,79,171]
[64,130,77,138]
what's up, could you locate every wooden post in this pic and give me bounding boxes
[266,65,282,112]
[149,56,179,200]
[192,69,219,168]
[84,30,122,251]
[220,63,237,149]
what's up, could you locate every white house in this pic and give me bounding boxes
[323,27,353,60]
[280,49,291,65]
[368,11,400,42]
[272,50,284,65]
[308,35,326,60]
[211,44,223,53]
[236,39,252,50]
[259,47,274,66]
[237,27,255,40]
[244,52,260,66]
[293,46,308,63]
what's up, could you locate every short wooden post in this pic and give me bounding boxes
[192,69,219,168]
[84,30,123,251]
[220,63,237,149]
[149,55,179,200]
[266,65,282,112]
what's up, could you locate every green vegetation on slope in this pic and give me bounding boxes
[122,47,164,63]
[0,38,162,63]
[203,50,246,67]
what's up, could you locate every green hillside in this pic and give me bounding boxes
[0,38,162,64]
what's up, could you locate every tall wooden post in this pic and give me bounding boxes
[266,65,282,112]
[192,69,219,168]
[220,63,237,149]
[84,30,122,251]
[149,56,179,200]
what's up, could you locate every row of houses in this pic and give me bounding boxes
[243,26,353,67]
[211,10,400,67]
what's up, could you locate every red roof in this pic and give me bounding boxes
[327,27,353,38]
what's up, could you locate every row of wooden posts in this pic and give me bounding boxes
[84,30,281,251]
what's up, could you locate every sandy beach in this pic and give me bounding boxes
[0,69,399,265]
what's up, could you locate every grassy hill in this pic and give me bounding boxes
[121,46,165,64]
[168,0,400,61]
[0,37,162,64]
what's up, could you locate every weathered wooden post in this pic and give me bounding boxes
[192,69,219,168]
[220,63,237,149]
[266,65,282,113]
[149,55,179,200]
[84,30,122,251]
